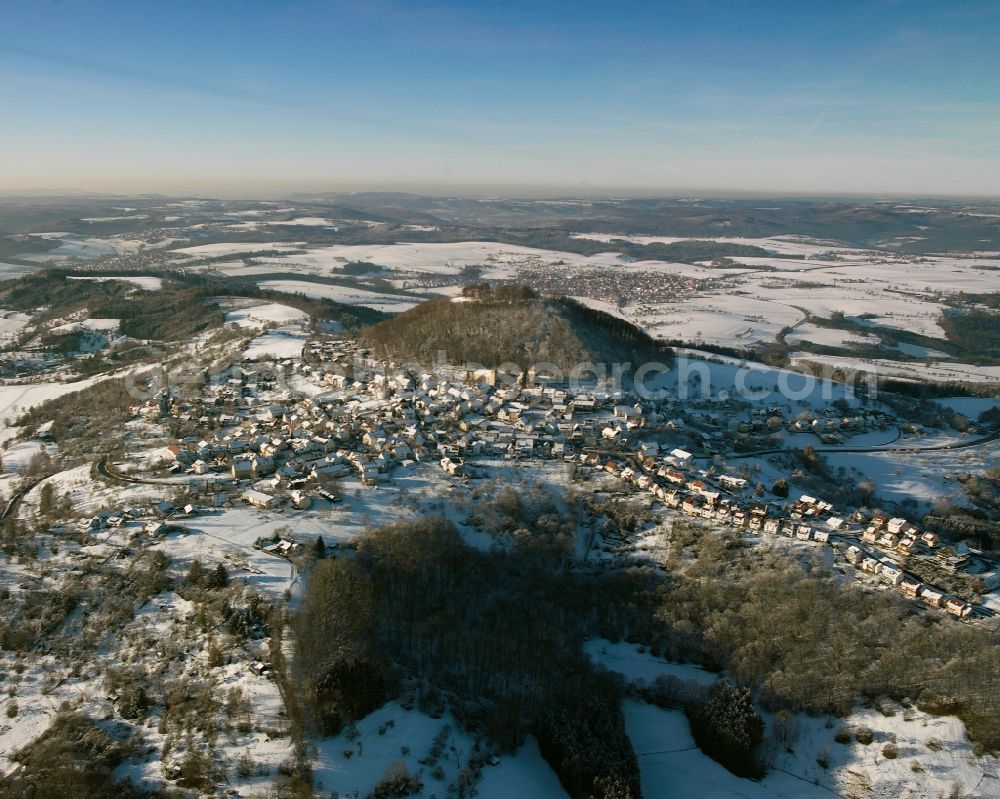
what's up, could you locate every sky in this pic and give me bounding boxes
[1,0,999,197]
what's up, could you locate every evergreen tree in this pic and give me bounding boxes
[186,559,205,586]
[208,562,229,589]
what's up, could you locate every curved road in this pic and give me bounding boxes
[96,455,175,486]
[0,473,51,520]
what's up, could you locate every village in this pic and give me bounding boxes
[91,329,998,627]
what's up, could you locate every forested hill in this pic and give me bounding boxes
[362,285,674,373]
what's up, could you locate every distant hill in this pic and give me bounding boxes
[362,285,673,374]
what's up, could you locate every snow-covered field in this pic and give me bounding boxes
[592,640,1000,799]
[571,231,862,258]
[172,241,305,258]
[0,309,32,343]
[218,298,308,328]
[790,352,1000,385]
[21,232,145,263]
[47,317,121,334]
[68,275,164,290]
[257,279,424,312]
[243,324,309,360]
[786,322,881,349]
[0,375,106,427]
[632,293,804,348]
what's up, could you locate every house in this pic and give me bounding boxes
[613,405,642,420]
[887,517,908,535]
[669,448,692,463]
[813,530,830,543]
[921,531,940,548]
[919,587,944,608]
[845,545,863,565]
[718,475,747,490]
[763,518,781,536]
[289,490,311,510]
[897,535,917,553]
[440,456,464,476]
[900,577,922,598]
[243,489,279,510]
[861,557,882,575]
[796,525,812,541]
[662,469,685,485]
[945,597,972,618]
[637,441,660,459]
[232,458,255,480]
[880,563,903,586]
[253,455,276,476]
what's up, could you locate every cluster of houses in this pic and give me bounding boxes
[140,341,649,511]
[123,336,981,622]
[513,265,706,310]
[65,499,197,543]
[583,443,978,620]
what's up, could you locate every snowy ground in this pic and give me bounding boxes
[0,375,107,427]
[790,353,1000,385]
[310,699,569,799]
[217,297,308,328]
[20,232,146,263]
[67,275,164,290]
[256,278,424,312]
[593,640,1000,799]
[244,324,309,360]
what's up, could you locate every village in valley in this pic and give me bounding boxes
[108,325,997,624]
[0,199,997,799]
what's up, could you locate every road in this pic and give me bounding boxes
[96,455,174,486]
[0,473,52,521]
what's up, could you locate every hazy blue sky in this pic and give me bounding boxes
[1,0,998,195]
